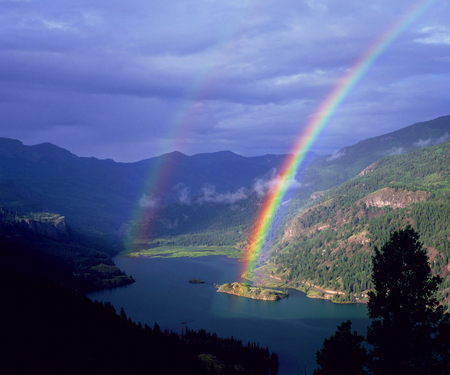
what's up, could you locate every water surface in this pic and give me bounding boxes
[88,256,369,375]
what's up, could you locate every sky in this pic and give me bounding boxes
[1,0,449,162]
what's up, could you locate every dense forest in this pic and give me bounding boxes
[0,209,278,375]
[120,125,450,311]
[0,206,135,291]
[1,269,278,375]
[314,227,450,375]
[130,193,261,246]
[298,115,450,196]
[266,140,450,307]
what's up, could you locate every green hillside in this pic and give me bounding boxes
[295,115,450,198]
[260,139,450,308]
[122,116,450,263]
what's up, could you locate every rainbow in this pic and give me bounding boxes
[241,0,437,276]
[127,3,270,247]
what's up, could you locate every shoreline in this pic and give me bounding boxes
[118,250,367,304]
[215,282,288,301]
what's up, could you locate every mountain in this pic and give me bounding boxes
[257,137,450,308]
[2,116,449,237]
[0,138,144,233]
[0,138,296,234]
[128,115,450,250]
[4,116,450,373]
[295,115,450,198]
[2,115,450,305]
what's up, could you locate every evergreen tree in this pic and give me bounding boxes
[314,320,367,375]
[366,226,449,375]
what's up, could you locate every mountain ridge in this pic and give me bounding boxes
[256,138,450,307]
[2,115,450,308]
[297,115,450,198]
[0,139,294,233]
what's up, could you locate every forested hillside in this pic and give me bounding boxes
[2,116,450,303]
[0,206,134,291]
[131,116,450,251]
[1,268,278,375]
[294,115,450,199]
[265,139,450,307]
[124,191,262,249]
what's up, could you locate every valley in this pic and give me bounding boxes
[114,115,450,309]
[2,115,450,374]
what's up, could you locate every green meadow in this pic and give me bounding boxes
[122,244,243,259]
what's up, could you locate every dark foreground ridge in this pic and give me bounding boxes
[0,209,278,375]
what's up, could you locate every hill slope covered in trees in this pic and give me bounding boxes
[257,138,450,308]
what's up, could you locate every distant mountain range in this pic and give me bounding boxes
[0,138,303,233]
[2,115,449,236]
[2,115,450,307]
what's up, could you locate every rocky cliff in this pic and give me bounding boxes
[18,215,69,241]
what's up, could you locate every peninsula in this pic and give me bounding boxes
[215,282,288,301]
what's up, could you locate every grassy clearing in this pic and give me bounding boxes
[121,245,243,259]
[306,289,321,298]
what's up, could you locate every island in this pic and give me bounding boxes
[215,282,288,301]
[189,279,205,284]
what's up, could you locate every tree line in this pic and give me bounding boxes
[267,141,450,306]
[1,267,278,375]
[314,227,450,375]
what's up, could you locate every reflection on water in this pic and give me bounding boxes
[88,256,369,375]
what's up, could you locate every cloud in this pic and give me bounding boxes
[173,183,192,205]
[437,132,450,144]
[413,138,431,148]
[414,132,450,148]
[196,184,248,204]
[0,0,448,162]
[174,171,307,207]
[307,0,328,12]
[253,177,274,198]
[253,171,305,198]
[414,27,450,45]
[388,147,404,156]
[326,149,346,161]
[139,194,159,208]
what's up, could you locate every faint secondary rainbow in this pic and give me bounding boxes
[241,0,438,276]
[127,1,272,249]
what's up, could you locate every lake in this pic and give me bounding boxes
[88,256,369,375]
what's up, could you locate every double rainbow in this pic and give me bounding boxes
[127,2,271,246]
[241,0,438,275]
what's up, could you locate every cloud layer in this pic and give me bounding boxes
[169,171,306,208]
[1,0,449,161]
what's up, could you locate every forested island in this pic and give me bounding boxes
[216,282,288,301]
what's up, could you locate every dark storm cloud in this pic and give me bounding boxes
[0,0,449,161]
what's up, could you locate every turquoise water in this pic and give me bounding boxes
[88,256,369,375]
